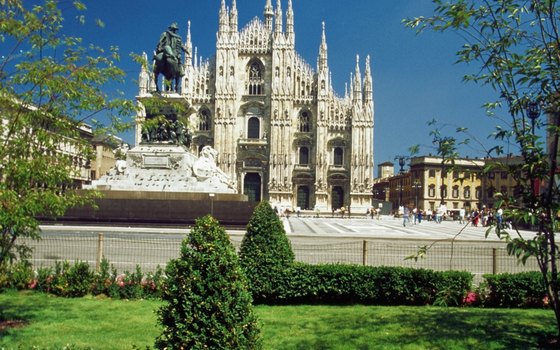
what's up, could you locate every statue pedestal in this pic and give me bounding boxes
[67,144,254,225]
[87,144,235,193]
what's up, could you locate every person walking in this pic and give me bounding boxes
[403,206,410,227]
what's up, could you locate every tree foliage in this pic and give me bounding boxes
[405,0,560,338]
[156,215,261,350]
[238,201,295,303]
[0,1,135,266]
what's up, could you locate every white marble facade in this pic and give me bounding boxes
[136,0,374,212]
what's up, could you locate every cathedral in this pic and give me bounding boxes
[136,0,374,213]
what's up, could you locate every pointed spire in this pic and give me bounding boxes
[363,54,373,103]
[265,0,274,31]
[353,55,362,103]
[219,0,229,33]
[318,22,328,71]
[230,0,238,32]
[185,20,192,64]
[275,0,283,33]
[286,0,294,33]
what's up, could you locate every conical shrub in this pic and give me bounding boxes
[155,215,261,349]
[239,201,295,303]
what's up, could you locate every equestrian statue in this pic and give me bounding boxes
[153,23,185,93]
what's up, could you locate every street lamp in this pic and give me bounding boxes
[527,101,541,196]
[394,155,409,211]
[527,100,541,137]
[412,179,422,209]
[396,185,403,209]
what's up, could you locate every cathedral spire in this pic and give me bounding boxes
[363,54,373,104]
[219,0,229,33]
[353,55,362,104]
[286,0,294,34]
[185,20,192,65]
[318,22,328,71]
[230,0,238,32]
[275,0,283,33]
[264,0,274,31]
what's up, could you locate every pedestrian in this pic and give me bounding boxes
[459,207,465,224]
[496,207,504,229]
[403,206,410,227]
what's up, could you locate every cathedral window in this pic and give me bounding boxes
[333,147,343,166]
[198,109,211,131]
[298,111,311,132]
[247,60,264,95]
[247,117,260,139]
[299,147,309,165]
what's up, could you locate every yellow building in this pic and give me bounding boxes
[90,135,124,181]
[374,155,523,214]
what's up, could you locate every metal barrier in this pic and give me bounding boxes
[22,234,540,284]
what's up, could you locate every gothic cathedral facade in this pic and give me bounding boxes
[136,0,374,213]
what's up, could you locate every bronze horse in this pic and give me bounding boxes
[153,46,182,93]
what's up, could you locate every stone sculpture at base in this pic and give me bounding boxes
[87,145,235,194]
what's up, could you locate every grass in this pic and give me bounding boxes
[0,290,557,350]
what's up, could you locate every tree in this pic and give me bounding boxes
[155,215,261,349]
[0,1,135,267]
[405,0,560,341]
[238,201,294,303]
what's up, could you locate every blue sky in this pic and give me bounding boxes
[60,0,505,176]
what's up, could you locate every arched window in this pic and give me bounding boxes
[247,60,264,95]
[441,185,448,198]
[298,111,311,132]
[198,109,211,131]
[452,185,459,198]
[428,184,436,197]
[299,147,309,165]
[333,147,343,166]
[464,186,471,199]
[247,117,260,139]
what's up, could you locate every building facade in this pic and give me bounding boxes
[372,155,525,214]
[136,0,375,212]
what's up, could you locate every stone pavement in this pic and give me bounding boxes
[282,215,535,241]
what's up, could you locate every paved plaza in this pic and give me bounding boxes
[282,215,535,241]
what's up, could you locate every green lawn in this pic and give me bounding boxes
[0,291,556,350]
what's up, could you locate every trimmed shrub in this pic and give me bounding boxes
[482,271,547,307]
[239,201,294,302]
[280,263,472,306]
[156,215,261,350]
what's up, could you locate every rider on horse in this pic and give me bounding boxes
[153,23,185,92]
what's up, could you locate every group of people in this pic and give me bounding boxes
[397,204,509,229]
[468,206,508,228]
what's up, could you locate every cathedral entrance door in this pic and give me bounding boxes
[331,186,344,210]
[243,173,261,202]
[296,185,310,210]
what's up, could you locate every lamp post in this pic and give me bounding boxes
[527,100,541,137]
[527,101,541,196]
[412,179,422,209]
[394,155,408,211]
